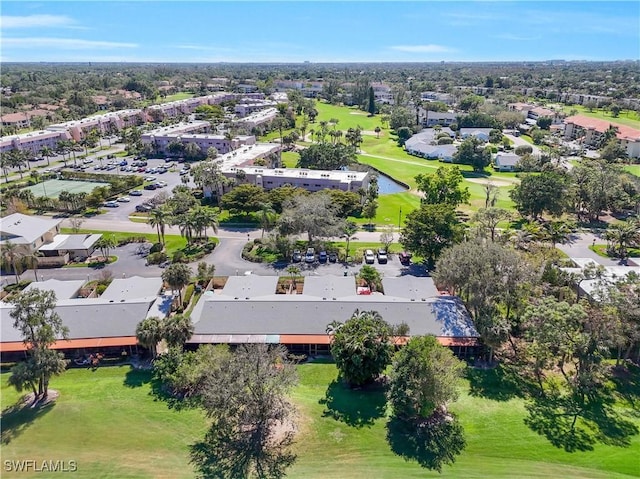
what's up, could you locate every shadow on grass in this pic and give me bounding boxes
[319,379,387,428]
[386,412,466,473]
[524,390,639,452]
[461,170,494,179]
[1,399,55,445]
[466,365,524,402]
[123,367,152,388]
[611,364,640,414]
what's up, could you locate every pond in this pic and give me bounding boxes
[376,173,409,195]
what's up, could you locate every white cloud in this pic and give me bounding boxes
[0,14,77,29]
[2,38,137,49]
[389,44,454,53]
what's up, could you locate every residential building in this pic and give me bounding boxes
[508,102,562,124]
[0,129,71,155]
[493,153,521,172]
[421,91,454,104]
[460,128,493,141]
[0,213,101,266]
[371,82,394,105]
[420,110,457,127]
[0,277,166,358]
[233,107,278,129]
[222,166,370,194]
[405,129,458,161]
[563,115,640,158]
[234,100,278,117]
[1,110,51,129]
[187,275,479,357]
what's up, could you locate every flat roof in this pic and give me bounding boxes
[222,275,279,298]
[38,233,102,251]
[0,213,61,245]
[381,276,439,300]
[302,275,357,298]
[100,276,163,301]
[24,279,86,300]
[190,294,478,338]
[223,165,368,182]
[216,143,282,168]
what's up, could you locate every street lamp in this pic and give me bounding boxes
[398,207,402,229]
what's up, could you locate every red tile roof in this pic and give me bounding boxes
[565,115,640,141]
[0,336,137,353]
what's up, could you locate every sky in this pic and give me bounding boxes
[1,1,638,63]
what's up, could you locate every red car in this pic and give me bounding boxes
[399,251,412,265]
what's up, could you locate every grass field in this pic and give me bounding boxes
[561,105,640,130]
[24,179,109,198]
[61,228,188,255]
[2,363,638,479]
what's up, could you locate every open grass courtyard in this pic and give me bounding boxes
[2,362,638,478]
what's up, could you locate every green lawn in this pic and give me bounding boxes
[314,102,386,132]
[61,228,188,256]
[2,363,637,478]
[561,105,640,130]
[623,165,640,177]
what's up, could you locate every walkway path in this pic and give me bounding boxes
[558,231,621,266]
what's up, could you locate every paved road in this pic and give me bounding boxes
[504,134,543,157]
[558,231,621,266]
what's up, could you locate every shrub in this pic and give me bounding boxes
[515,145,533,156]
[150,242,163,254]
[96,284,108,295]
[147,251,168,265]
[172,251,186,263]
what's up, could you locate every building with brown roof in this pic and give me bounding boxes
[564,115,640,158]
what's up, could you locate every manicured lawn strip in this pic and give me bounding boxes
[590,244,640,258]
[281,151,299,168]
[60,228,187,255]
[561,105,640,130]
[622,165,640,177]
[2,363,638,479]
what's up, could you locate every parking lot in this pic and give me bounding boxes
[85,157,191,221]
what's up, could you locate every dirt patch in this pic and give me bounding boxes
[21,390,60,409]
[465,178,514,187]
[349,111,367,116]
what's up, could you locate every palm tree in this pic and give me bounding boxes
[341,221,359,262]
[2,241,24,283]
[23,251,42,281]
[258,203,276,239]
[148,207,172,245]
[95,235,117,261]
[6,149,27,179]
[286,265,300,291]
[135,316,164,359]
[163,314,194,348]
[605,220,640,259]
[39,146,54,166]
[162,263,192,305]
[544,221,572,249]
[187,206,219,241]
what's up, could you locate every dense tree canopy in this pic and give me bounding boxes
[328,310,394,387]
[415,166,470,208]
[297,143,356,170]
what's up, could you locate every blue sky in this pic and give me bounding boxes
[1,2,638,63]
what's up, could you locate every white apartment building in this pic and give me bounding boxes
[233,108,278,129]
[234,100,278,117]
[46,109,145,141]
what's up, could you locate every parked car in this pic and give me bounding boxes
[103,201,119,208]
[377,248,388,264]
[318,251,328,263]
[116,196,131,203]
[155,180,167,188]
[328,252,338,263]
[83,158,93,164]
[305,247,315,263]
[144,183,157,190]
[179,168,190,175]
[364,249,375,264]
[157,167,167,174]
[129,190,143,196]
[136,204,153,212]
[399,251,412,265]
[119,160,128,166]
[144,176,157,182]
[292,250,302,263]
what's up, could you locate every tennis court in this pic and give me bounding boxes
[24,179,110,198]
